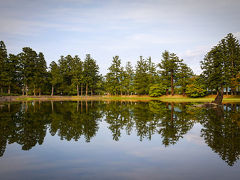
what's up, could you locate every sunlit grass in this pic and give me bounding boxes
[12,95,240,103]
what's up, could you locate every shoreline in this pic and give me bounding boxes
[1,95,240,103]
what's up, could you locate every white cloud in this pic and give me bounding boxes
[233,32,240,40]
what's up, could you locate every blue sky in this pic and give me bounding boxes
[1,0,240,75]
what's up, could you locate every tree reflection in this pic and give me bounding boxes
[149,102,194,146]
[199,104,240,166]
[49,101,102,142]
[1,101,240,166]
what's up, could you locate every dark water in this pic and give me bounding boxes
[0,101,240,180]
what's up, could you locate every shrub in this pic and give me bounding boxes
[149,84,167,97]
[186,84,206,97]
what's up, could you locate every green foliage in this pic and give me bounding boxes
[186,77,207,97]
[83,54,100,95]
[159,51,184,95]
[149,84,167,97]
[134,56,158,95]
[105,56,122,95]
[176,63,193,95]
[201,33,240,94]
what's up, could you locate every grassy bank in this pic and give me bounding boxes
[6,95,240,103]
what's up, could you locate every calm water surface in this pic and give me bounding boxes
[0,101,240,180]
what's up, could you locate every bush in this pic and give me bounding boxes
[149,84,167,97]
[186,84,206,97]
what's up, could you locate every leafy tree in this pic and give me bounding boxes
[159,51,183,96]
[83,54,99,95]
[201,33,240,104]
[176,63,193,95]
[149,83,167,97]
[134,56,155,95]
[124,61,135,95]
[105,56,122,95]
[70,56,83,96]
[35,52,47,95]
[0,41,8,94]
[58,55,74,95]
[49,61,62,96]
[19,47,38,95]
[186,76,206,97]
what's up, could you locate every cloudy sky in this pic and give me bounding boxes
[1,0,240,75]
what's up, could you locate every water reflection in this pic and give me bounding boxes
[0,101,240,166]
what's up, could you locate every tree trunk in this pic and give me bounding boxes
[51,85,54,96]
[166,89,169,95]
[91,89,93,96]
[212,88,224,105]
[226,87,228,95]
[22,87,24,96]
[26,85,28,96]
[8,85,10,94]
[86,84,88,96]
[1,87,3,95]
[39,88,41,96]
[77,84,79,96]
[182,89,185,96]
[81,84,83,96]
[171,71,174,96]
[34,85,36,96]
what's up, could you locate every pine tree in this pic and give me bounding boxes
[105,56,122,95]
[134,56,149,95]
[50,61,62,96]
[177,63,193,95]
[5,54,19,94]
[124,61,134,95]
[71,55,83,96]
[19,47,38,95]
[201,33,240,104]
[0,41,8,94]
[58,55,73,95]
[159,51,183,95]
[35,52,47,95]
[83,54,99,96]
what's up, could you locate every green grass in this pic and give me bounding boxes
[10,95,240,103]
[15,97,37,101]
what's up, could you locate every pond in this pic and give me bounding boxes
[0,101,240,180]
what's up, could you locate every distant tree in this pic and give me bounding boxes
[201,33,240,104]
[83,54,99,95]
[0,41,8,94]
[19,47,38,95]
[35,52,47,95]
[159,51,183,96]
[58,55,73,95]
[70,56,83,96]
[176,63,193,95]
[134,56,152,95]
[49,61,62,96]
[5,54,20,94]
[105,56,122,95]
[149,83,167,97]
[95,75,105,95]
[124,61,135,95]
[186,76,207,98]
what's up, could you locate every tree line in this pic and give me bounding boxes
[0,33,240,98]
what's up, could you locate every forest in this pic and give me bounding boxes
[0,33,240,100]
